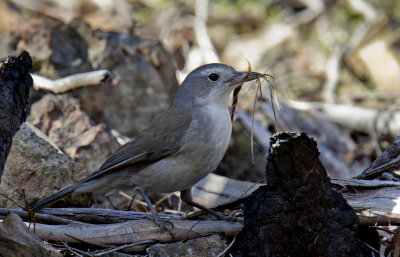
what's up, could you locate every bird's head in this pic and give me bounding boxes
[173,63,261,108]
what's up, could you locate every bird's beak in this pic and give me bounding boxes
[226,71,262,86]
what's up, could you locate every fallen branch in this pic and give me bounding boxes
[32,70,112,93]
[27,219,243,252]
[332,178,400,188]
[288,100,400,137]
[322,46,346,103]
[0,207,181,225]
[4,174,400,227]
[358,212,400,226]
[356,137,400,179]
[0,208,81,225]
[38,208,180,224]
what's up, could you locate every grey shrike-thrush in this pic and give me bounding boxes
[30,63,262,220]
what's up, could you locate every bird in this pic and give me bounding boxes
[30,63,261,222]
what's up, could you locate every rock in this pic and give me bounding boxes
[70,19,178,136]
[147,234,227,257]
[350,39,400,93]
[0,123,92,208]
[0,17,92,78]
[0,1,20,34]
[28,94,120,172]
[0,213,62,257]
[0,16,179,136]
[9,0,134,33]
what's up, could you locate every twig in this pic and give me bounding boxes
[250,82,259,164]
[61,242,88,257]
[358,214,400,226]
[38,207,180,224]
[322,46,346,103]
[356,158,400,180]
[0,192,24,209]
[291,0,325,25]
[346,0,378,21]
[94,240,156,256]
[0,208,85,225]
[32,70,112,93]
[194,0,219,63]
[356,137,400,179]
[217,234,236,257]
[358,240,382,256]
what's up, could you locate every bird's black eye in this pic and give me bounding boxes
[208,73,219,81]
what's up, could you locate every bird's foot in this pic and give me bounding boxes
[145,213,175,239]
[212,211,238,222]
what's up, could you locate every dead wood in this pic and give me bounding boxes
[192,173,263,209]
[0,207,181,225]
[0,51,32,179]
[358,212,400,226]
[4,174,400,226]
[355,136,400,179]
[229,132,365,257]
[288,100,400,138]
[0,208,86,225]
[37,207,180,224]
[195,174,400,226]
[31,70,111,94]
[26,219,243,252]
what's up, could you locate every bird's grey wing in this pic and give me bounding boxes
[80,109,192,183]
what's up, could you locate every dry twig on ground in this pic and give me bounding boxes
[32,70,112,94]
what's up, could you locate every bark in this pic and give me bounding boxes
[26,219,242,252]
[0,207,180,224]
[0,51,33,179]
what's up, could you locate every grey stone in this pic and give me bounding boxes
[0,123,91,208]
[0,213,62,257]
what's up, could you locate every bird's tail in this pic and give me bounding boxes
[29,184,80,211]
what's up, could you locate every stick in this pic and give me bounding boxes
[288,101,400,137]
[32,70,111,93]
[25,219,243,252]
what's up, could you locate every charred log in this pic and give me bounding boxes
[229,132,367,257]
[0,51,33,179]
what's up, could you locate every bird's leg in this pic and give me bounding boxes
[105,195,119,210]
[180,188,236,221]
[138,189,174,237]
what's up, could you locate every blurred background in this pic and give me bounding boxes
[1,0,400,208]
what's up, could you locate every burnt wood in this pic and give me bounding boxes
[0,51,32,178]
[229,132,367,257]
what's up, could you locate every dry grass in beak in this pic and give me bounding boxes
[230,64,253,122]
[231,85,243,122]
[230,64,277,165]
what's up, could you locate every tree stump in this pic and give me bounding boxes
[229,132,364,257]
[0,51,32,179]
